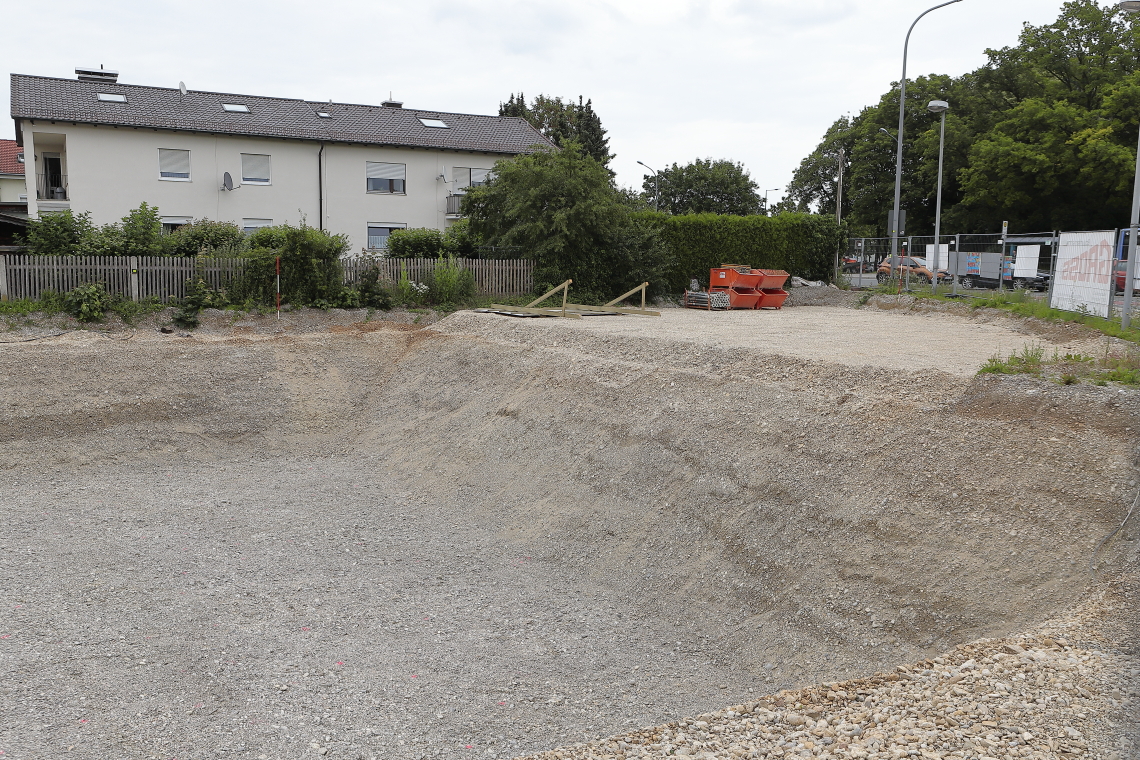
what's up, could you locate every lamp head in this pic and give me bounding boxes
[927,100,950,113]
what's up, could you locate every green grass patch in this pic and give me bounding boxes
[978,341,1140,386]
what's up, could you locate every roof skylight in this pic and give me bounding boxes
[317,112,331,118]
[97,93,127,103]
[222,103,251,113]
[419,118,448,128]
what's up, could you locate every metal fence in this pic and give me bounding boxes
[845,229,1140,319]
[0,255,535,303]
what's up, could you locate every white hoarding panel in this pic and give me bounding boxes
[1014,245,1040,277]
[1050,231,1115,317]
[926,244,949,270]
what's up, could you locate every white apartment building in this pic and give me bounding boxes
[10,68,552,252]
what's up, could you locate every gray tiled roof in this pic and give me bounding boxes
[11,74,555,155]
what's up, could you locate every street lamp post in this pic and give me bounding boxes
[636,161,659,212]
[888,0,964,292]
[928,100,949,295]
[764,188,780,215]
[1117,2,1140,328]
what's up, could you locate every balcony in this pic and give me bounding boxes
[446,194,463,216]
[36,172,68,201]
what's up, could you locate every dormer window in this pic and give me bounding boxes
[222,103,250,113]
[418,118,448,128]
[97,93,127,103]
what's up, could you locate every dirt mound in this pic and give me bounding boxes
[0,312,1136,759]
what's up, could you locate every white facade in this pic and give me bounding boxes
[20,121,498,252]
[0,175,25,202]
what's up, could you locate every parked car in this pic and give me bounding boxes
[876,256,951,284]
[957,269,1047,291]
[1113,260,1140,293]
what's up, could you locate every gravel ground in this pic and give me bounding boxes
[459,307,1105,377]
[1,306,1136,760]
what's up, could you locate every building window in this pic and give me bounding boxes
[243,218,274,234]
[317,112,331,118]
[16,152,24,163]
[241,153,272,184]
[161,216,193,233]
[367,224,406,250]
[454,167,493,191]
[419,118,448,128]
[97,93,127,103]
[223,103,251,113]
[366,162,406,194]
[158,148,191,180]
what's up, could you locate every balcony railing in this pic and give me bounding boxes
[36,172,68,201]
[446,194,463,216]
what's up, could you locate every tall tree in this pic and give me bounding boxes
[642,158,761,215]
[785,0,1140,235]
[499,93,613,166]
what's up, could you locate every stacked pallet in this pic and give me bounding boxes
[683,266,789,310]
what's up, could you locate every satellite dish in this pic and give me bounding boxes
[179,81,187,97]
[222,172,233,191]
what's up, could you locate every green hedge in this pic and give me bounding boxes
[633,211,845,290]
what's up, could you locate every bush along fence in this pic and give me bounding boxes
[633,212,845,291]
[0,255,534,303]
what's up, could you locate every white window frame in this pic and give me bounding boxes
[158,148,192,182]
[365,162,407,195]
[240,153,272,185]
[97,93,127,103]
[418,118,449,128]
[453,166,493,192]
[367,222,406,251]
[243,218,274,234]
[223,103,251,113]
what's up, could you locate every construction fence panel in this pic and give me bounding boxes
[1050,230,1115,317]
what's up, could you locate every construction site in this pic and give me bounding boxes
[1,289,1138,760]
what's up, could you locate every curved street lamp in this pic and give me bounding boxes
[637,161,659,211]
[888,1,964,281]
[928,99,949,294]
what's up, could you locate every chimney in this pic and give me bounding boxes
[381,98,403,108]
[76,65,119,84]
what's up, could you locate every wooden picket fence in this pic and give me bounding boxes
[0,255,534,302]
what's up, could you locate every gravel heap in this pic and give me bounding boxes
[518,586,1138,760]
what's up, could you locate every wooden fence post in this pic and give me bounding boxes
[0,255,8,302]
[129,256,140,302]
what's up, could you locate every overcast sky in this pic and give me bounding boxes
[5,0,1074,200]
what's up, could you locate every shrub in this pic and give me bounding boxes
[428,256,476,305]
[163,219,247,257]
[63,282,112,322]
[18,210,95,255]
[119,202,164,257]
[229,223,351,307]
[173,276,229,329]
[387,228,447,258]
[356,265,394,310]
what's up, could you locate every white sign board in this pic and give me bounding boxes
[1013,245,1040,277]
[925,244,949,270]
[1050,231,1115,317]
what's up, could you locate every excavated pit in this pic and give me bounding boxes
[0,308,1137,759]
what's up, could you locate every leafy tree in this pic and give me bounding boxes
[462,142,670,299]
[642,159,761,215]
[787,0,1140,234]
[499,93,613,166]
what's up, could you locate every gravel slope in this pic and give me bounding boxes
[0,307,1136,760]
